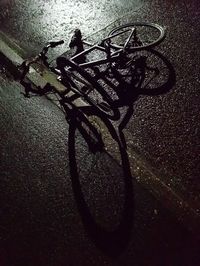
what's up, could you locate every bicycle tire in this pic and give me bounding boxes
[108,22,166,51]
[62,60,120,120]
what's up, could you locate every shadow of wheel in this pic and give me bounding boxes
[134,48,176,95]
[68,111,134,256]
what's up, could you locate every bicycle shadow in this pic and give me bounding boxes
[64,49,176,256]
[65,103,134,257]
[91,48,176,148]
[16,77,135,257]
[16,48,176,258]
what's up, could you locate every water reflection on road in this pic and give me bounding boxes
[0,0,145,54]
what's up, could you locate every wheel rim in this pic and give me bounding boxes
[108,22,166,51]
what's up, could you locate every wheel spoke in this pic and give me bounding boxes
[108,22,165,51]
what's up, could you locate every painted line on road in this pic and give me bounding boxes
[126,145,200,236]
[88,115,200,237]
[0,30,87,108]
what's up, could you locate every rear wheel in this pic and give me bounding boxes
[62,65,119,120]
[108,22,166,51]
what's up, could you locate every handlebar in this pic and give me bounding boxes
[48,40,64,48]
[19,40,64,80]
[41,40,64,55]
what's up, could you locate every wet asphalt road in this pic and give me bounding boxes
[0,0,145,56]
[0,73,199,266]
[0,0,200,265]
[0,0,199,206]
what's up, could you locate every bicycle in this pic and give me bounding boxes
[16,23,167,219]
[19,22,166,119]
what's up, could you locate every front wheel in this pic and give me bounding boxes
[108,22,166,51]
[62,61,120,120]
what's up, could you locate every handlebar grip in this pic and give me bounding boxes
[49,40,64,48]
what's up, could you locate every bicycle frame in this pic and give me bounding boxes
[19,22,165,118]
[66,27,135,69]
